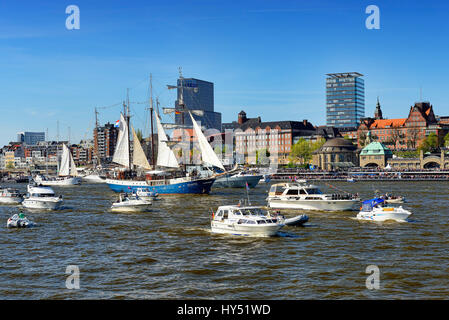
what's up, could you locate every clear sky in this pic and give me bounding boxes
[1,0,449,146]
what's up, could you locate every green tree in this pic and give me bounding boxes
[289,138,312,164]
[418,132,439,153]
[256,148,270,164]
[444,132,449,147]
[311,138,326,152]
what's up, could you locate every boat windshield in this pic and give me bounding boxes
[239,208,264,216]
[306,188,322,195]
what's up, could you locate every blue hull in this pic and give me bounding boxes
[106,177,215,194]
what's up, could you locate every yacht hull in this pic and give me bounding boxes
[110,204,152,212]
[357,211,411,222]
[22,199,63,210]
[106,177,215,195]
[268,199,359,211]
[211,221,282,237]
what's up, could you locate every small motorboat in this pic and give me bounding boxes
[22,183,63,210]
[347,177,355,182]
[381,193,406,204]
[110,193,152,212]
[7,212,35,228]
[211,205,284,237]
[357,198,412,222]
[0,187,23,204]
[267,211,309,227]
[134,188,159,201]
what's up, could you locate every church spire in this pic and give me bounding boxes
[374,97,383,120]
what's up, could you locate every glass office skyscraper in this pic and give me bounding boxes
[175,77,222,131]
[326,72,365,128]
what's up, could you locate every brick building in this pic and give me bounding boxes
[223,111,317,165]
[357,100,449,150]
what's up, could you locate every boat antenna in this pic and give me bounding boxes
[245,182,251,205]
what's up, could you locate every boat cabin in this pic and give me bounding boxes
[28,186,57,197]
[269,183,323,197]
[361,198,385,211]
[213,205,278,224]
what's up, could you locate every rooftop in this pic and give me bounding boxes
[360,141,393,156]
[326,72,364,78]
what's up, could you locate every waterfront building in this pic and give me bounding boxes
[312,137,359,171]
[326,72,365,128]
[359,141,393,168]
[17,131,45,145]
[224,111,316,165]
[94,123,118,162]
[4,151,15,169]
[357,101,449,150]
[71,140,94,166]
[174,76,222,131]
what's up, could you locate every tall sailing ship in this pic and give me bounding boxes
[105,75,224,194]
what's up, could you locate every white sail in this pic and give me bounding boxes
[189,112,225,170]
[131,126,151,169]
[155,110,179,168]
[59,143,78,176]
[112,113,130,168]
[69,150,78,176]
[59,144,70,176]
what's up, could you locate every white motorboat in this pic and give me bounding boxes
[134,188,159,200]
[210,205,284,237]
[110,193,152,212]
[22,184,63,210]
[7,212,35,228]
[267,182,360,211]
[356,198,412,222]
[0,188,23,204]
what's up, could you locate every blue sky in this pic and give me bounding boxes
[1,0,449,146]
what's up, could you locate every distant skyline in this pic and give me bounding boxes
[1,0,449,146]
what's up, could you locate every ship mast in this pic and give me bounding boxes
[149,74,155,168]
[126,88,131,170]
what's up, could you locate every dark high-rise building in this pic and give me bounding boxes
[175,77,222,131]
[326,72,365,128]
[93,123,118,162]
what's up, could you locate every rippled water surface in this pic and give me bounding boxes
[1,181,448,299]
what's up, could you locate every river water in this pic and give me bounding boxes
[0,181,448,299]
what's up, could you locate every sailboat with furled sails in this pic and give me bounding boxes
[105,75,222,194]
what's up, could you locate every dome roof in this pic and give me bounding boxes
[360,141,393,156]
[317,138,357,153]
